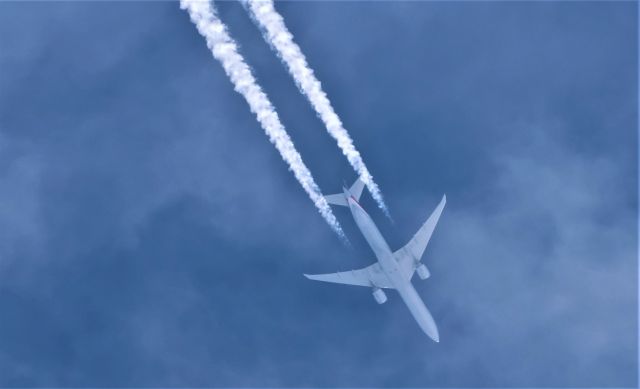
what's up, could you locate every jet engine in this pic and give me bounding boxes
[372,287,387,304]
[416,263,431,280]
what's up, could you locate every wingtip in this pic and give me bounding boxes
[440,194,447,208]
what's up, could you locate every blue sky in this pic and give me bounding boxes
[0,1,637,387]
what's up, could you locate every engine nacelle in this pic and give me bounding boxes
[416,263,430,280]
[372,287,387,304]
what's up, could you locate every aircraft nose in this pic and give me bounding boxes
[432,331,440,343]
[417,306,440,343]
[425,323,440,343]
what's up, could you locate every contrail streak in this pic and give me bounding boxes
[180,0,346,240]
[245,0,390,218]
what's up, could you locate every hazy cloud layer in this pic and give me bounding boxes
[0,1,636,387]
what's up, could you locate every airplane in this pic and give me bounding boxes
[304,179,446,342]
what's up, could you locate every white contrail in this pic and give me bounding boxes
[245,0,390,218]
[180,0,346,240]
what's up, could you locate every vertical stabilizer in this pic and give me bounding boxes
[325,178,365,206]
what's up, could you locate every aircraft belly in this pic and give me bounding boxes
[348,198,438,340]
[349,203,404,286]
[397,283,440,342]
[315,181,445,342]
[351,205,392,256]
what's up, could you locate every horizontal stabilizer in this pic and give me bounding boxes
[325,193,348,206]
[324,178,365,207]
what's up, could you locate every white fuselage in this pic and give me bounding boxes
[346,191,440,342]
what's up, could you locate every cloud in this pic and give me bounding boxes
[416,123,636,386]
[0,1,635,387]
[0,135,43,268]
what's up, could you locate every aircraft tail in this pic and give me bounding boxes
[325,178,365,207]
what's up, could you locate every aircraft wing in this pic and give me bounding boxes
[304,262,394,289]
[394,195,446,279]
